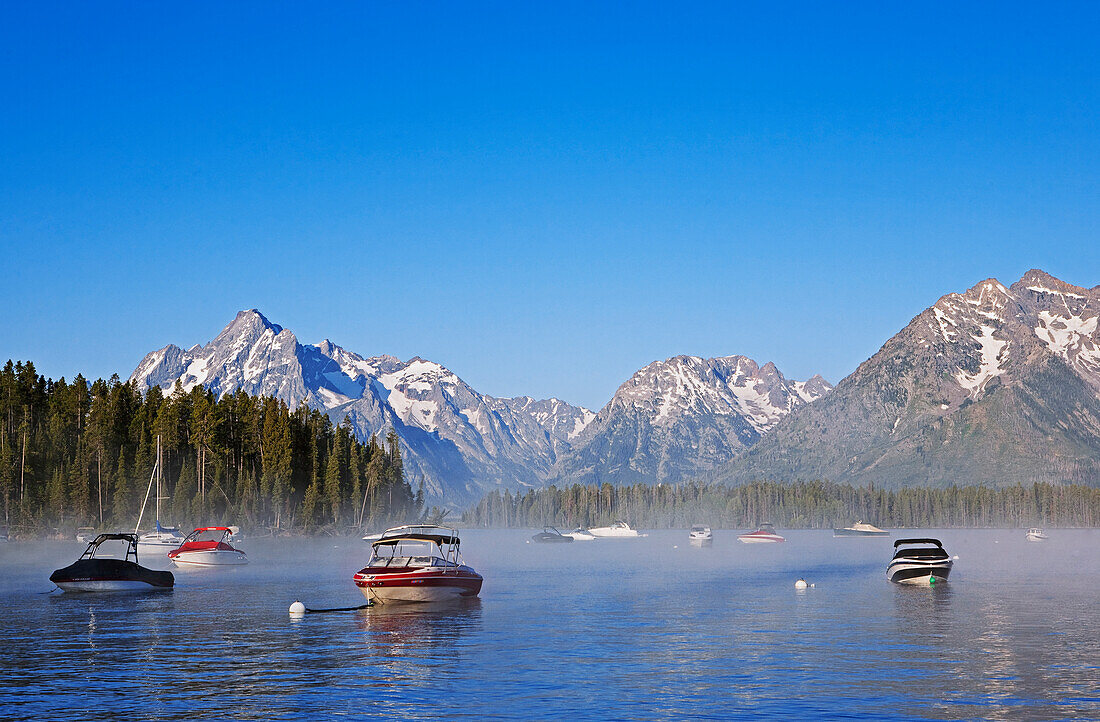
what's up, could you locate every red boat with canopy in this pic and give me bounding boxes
[354,525,482,604]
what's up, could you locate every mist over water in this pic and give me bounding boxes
[1,529,1096,719]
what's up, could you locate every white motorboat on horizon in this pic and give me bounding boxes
[1025,527,1048,542]
[689,525,713,545]
[834,521,890,537]
[588,521,644,538]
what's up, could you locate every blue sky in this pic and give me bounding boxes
[2,2,1099,409]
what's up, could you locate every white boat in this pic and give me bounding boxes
[738,523,785,543]
[353,525,483,604]
[135,436,185,556]
[168,527,248,567]
[1025,527,1048,542]
[834,521,890,537]
[588,520,643,538]
[137,521,186,556]
[689,525,713,545]
[563,527,597,541]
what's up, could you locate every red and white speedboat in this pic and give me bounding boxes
[168,527,248,567]
[737,523,786,543]
[354,525,483,604]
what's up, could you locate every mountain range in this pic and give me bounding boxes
[129,313,828,503]
[130,269,1100,502]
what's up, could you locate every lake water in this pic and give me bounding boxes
[1,529,1097,720]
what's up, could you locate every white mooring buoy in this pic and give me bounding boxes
[289,601,306,618]
[794,578,808,590]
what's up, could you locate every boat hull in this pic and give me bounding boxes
[169,549,248,567]
[588,529,641,538]
[887,559,953,585]
[737,533,785,543]
[689,536,713,546]
[136,539,182,557]
[354,568,483,604]
[834,529,890,537]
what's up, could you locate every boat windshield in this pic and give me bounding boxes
[184,528,231,544]
[369,538,457,568]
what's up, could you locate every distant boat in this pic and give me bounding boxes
[75,527,96,544]
[738,523,785,544]
[887,538,953,585]
[1025,527,1048,542]
[588,521,643,538]
[531,526,573,543]
[50,533,174,592]
[689,525,713,545]
[834,521,890,537]
[563,527,596,541]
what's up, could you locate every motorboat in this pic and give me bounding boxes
[75,527,96,544]
[834,521,890,537]
[531,526,573,543]
[50,533,174,592]
[887,538,953,585]
[167,527,249,567]
[737,523,785,543]
[1025,527,1048,542]
[135,436,185,556]
[353,525,483,604]
[228,525,246,543]
[689,525,713,545]
[563,527,596,541]
[588,520,643,538]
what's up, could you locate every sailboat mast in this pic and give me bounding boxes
[155,435,161,522]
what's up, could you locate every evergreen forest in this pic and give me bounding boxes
[463,480,1100,529]
[0,361,421,538]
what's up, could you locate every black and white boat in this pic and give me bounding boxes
[531,526,574,543]
[50,533,174,592]
[887,538,953,585]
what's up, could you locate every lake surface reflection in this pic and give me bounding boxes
[1,529,1097,719]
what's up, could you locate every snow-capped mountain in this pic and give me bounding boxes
[721,270,1100,488]
[130,310,595,504]
[549,355,832,485]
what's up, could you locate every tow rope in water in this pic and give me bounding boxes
[289,600,371,615]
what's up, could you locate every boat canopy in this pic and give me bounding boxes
[371,525,462,548]
[894,538,944,548]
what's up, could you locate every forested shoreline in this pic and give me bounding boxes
[5,359,1100,538]
[1,361,421,538]
[463,480,1100,529]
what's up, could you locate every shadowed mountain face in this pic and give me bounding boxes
[719,270,1100,488]
[129,312,829,503]
[548,355,831,485]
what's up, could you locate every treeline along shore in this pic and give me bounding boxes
[463,480,1100,529]
[0,360,420,537]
